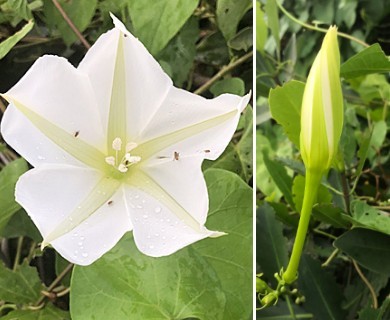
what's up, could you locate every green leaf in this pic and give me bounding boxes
[205,108,252,182]
[1,304,69,320]
[268,80,305,148]
[128,0,198,55]
[334,228,390,275]
[341,200,390,235]
[366,120,386,164]
[341,44,390,79]
[256,203,288,285]
[298,255,346,320]
[292,175,332,213]
[158,16,198,87]
[256,1,267,53]
[312,204,350,229]
[0,20,33,59]
[0,209,41,242]
[359,296,390,320]
[0,261,41,304]
[256,299,314,319]
[216,0,252,41]
[71,169,252,319]
[210,77,245,96]
[43,0,97,46]
[227,27,253,51]
[263,151,294,209]
[0,158,28,232]
[197,31,229,66]
[265,0,280,59]
[71,237,225,319]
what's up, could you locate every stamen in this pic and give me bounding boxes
[105,156,116,166]
[118,164,128,172]
[112,137,122,151]
[126,155,141,163]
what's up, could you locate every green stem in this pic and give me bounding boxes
[283,170,322,283]
[276,1,369,48]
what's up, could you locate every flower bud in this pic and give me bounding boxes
[300,26,343,174]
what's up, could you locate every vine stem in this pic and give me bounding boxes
[193,51,253,95]
[13,237,24,271]
[34,263,74,307]
[51,0,91,49]
[276,1,369,48]
[283,170,322,284]
[352,259,378,309]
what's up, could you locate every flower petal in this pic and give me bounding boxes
[141,154,208,224]
[1,104,87,168]
[78,14,172,139]
[3,56,105,152]
[1,56,107,170]
[15,165,132,265]
[136,88,251,161]
[124,170,223,257]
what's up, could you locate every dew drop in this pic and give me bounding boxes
[149,245,154,249]
[154,207,162,213]
[135,194,140,199]
[142,214,148,219]
[82,252,88,258]
[147,235,151,239]
[155,233,159,237]
[80,236,85,241]
[136,205,143,209]
[78,241,83,246]
[37,155,45,160]
[162,236,166,240]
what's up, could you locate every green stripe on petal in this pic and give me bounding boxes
[9,99,108,171]
[107,33,127,152]
[126,170,203,233]
[136,109,238,160]
[42,176,121,247]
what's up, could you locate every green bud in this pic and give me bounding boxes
[261,291,279,307]
[300,26,343,174]
[256,277,271,294]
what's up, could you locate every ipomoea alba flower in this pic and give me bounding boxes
[0,14,250,265]
[300,26,343,174]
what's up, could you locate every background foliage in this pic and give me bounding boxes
[256,0,390,319]
[0,1,253,319]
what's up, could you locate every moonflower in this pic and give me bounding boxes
[300,26,343,174]
[0,14,250,265]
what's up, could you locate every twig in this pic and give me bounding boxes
[276,1,370,48]
[51,0,91,49]
[352,259,378,309]
[322,248,340,267]
[313,228,337,240]
[194,51,253,95]
[13,237,24,271]
[34,263,74,307]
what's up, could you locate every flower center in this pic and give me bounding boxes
[105,137,141,173]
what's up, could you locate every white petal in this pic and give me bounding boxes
[77,21,172,138]
[137,87,251,161]
[142,154,208,224]
[1,104,86,167]
[123,183,221,257]
[3,56,105,155]
[15,165,132,265]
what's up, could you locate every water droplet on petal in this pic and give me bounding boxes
[149,245,154,249]
[143,214,148,219]
[78,241,83,246]
[37,155,45,160]
[82,252,88,258]
[154,207,161,213]
[136,205,143,209]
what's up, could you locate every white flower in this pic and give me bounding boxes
[300,26,343,174]
[0,14,250,266]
